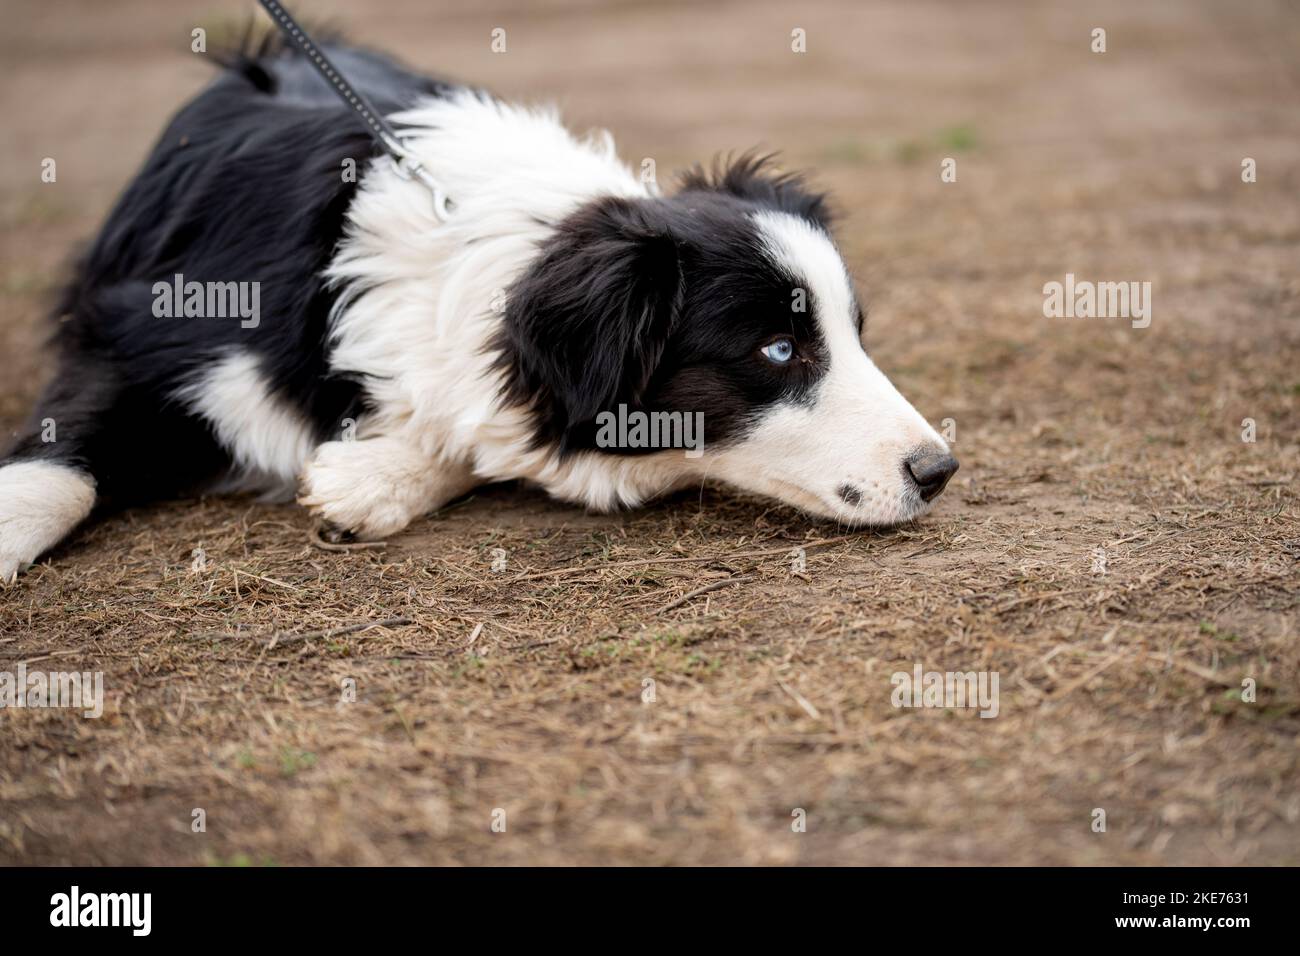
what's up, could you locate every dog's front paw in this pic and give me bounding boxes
[299,441,418,539]
[299,438,474,540]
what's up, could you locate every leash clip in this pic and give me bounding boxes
[382,133,452,222]
[256,0,454,223]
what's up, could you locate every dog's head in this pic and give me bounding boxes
[497,155,957,526]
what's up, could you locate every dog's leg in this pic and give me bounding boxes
[299,436,478,539]
[0,460,97,584]
[0,350,118,583]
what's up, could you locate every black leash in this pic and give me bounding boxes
[255,0,451,220]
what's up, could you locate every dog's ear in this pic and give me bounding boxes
[496,197,683,450]
[678,151,831,228]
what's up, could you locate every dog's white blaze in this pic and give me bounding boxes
[0,461,96,582]
[175,350,317,494]
[701,211,950,525]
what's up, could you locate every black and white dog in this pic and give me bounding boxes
[0,38,957,582]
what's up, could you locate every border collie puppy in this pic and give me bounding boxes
[0,39,957,582]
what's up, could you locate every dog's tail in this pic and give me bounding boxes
[206,15,346,94]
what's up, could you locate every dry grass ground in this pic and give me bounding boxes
[1,0,1297,865]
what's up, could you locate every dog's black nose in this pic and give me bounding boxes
[905,451,959,502]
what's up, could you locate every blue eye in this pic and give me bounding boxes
[761,337,796,364]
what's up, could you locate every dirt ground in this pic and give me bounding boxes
[1,0,1297,866]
